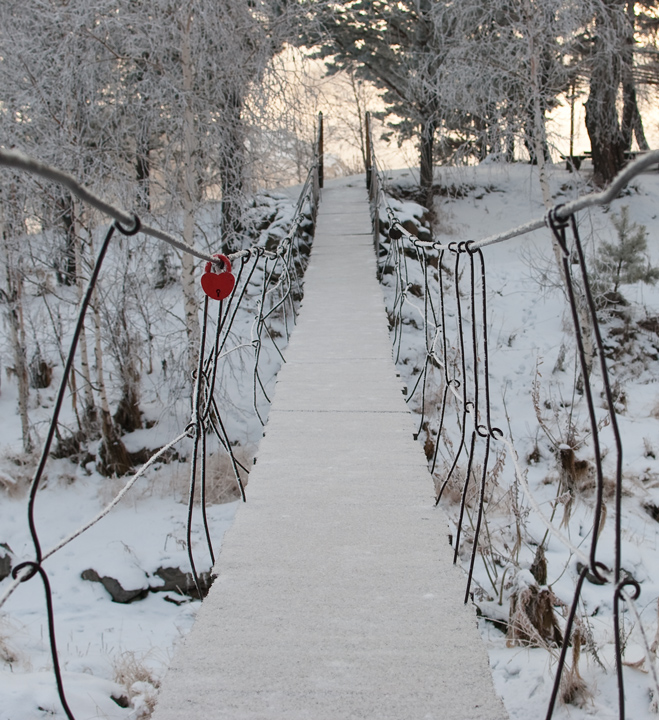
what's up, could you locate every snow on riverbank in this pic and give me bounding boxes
[3,161,659,719]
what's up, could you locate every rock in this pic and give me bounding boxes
[152,566,214,599]
[402,219,420,237]
[81,568,149,603]
[0,543,14,581]
[81,565,214,602]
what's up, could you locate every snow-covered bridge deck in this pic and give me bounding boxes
[151,179,507,720]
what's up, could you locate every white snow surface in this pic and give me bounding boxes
[2,163,659,718]
[150,180,506,720]
[0,193,298,719]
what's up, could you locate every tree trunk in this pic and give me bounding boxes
[525,0,596,383]
[181,218,201,388]
[113,307,143,434]
[349,70,368,171]
[92,289,132,477]
[75,226,98,431]
[180,11,202,388]
[621,82,649,151]
[585,1,626,187]
[2,247,32,454]
[586,81,625,188]
[135,141,151,213]
[134,52,152,212]
[521,0,552,175]
[526,11,552,209]
[0,186,33,454]
[220,89,246,255]
[621,1,649,152]
[419,117,436,202]
[474,115,487,162]
[55,192,76,286]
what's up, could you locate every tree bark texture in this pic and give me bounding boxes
[419,118,436,200]
[621,1,649,152]
[55,193,77,286]
[585,1,627,187]
[3,256,33,454]
[74,229,98,432]
[92,288,132,477]
[220,89,246,256]
[180,11,202,388]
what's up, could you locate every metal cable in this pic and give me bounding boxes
[0,149,319,267]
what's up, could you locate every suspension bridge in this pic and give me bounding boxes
[142,177,505,720]
[2,120,659,719]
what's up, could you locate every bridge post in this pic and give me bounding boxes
[317,111,324,189]
[365,111,372,191]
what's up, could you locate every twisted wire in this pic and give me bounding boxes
[545,208,628,719]
[1,217,138,717]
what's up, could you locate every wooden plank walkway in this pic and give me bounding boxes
[151,178,508,720]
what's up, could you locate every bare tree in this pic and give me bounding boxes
[0,180,33,454]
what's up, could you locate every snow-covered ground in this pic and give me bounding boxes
[379,161,659,719]
[3,161,659,719]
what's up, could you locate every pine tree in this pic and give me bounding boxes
[596,206,659,293]
[306,0,450,197]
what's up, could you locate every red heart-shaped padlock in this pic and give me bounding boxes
[200,253,235,300]
[201,271,235,300]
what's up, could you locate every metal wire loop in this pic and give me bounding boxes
[616,576,642,602]
[366,128,658,720]
[114,214,141,236]
[546,205,570,255]
[12,560,39,583]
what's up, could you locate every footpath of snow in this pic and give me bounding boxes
[379,161,659,719]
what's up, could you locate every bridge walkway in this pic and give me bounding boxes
[151,178,508,720]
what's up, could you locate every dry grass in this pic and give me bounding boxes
[507,584,563,648]
[163,445,254,505]
[99,443,255,506]
[651,397,659,420]
[0,616,26,668]
[112,650,161,718]
[559,620,592,708]
[0,452,37,498]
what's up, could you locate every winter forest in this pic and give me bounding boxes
[3,1,659,719]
